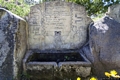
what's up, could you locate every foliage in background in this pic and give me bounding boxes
[92,13,105,21]
[24,0,40,5]
[66,0,120,16]
[0,0,120,18]
[0,0,31,17]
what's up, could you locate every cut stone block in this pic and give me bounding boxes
[0,8,27,80]
[23,50,91,79]
[27,1,92,50]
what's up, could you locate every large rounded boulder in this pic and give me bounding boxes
[89,16,120,77]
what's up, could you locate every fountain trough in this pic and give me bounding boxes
[23,50,91,79]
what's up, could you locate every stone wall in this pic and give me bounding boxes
[0,8,27,80]
[27,1,92,50]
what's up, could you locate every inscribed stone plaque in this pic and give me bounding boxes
[28,1,92,50]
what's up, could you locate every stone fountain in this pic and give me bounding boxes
[23,1,92,79]
[0,1,120,80]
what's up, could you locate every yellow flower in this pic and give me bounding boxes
[113,75,120,78]
[110,70,117,76]
[90,77,97,80]
[77,77,81,80]
[105,72,111,78]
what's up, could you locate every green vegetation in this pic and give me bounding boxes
[0,0,120,19]
[92,13,105,21]
[0,0,31,17]
[66,0,120,16]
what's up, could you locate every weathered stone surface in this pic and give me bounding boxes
[27,1,92,50]
[0,8,27,80]
[58,62,91,77]
[23,1,92,79]
[88,16,120,77]
[23,50,91,79]
[107,4,120,23]
[0,30,10,67]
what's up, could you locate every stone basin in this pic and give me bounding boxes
[23,50,91,80]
